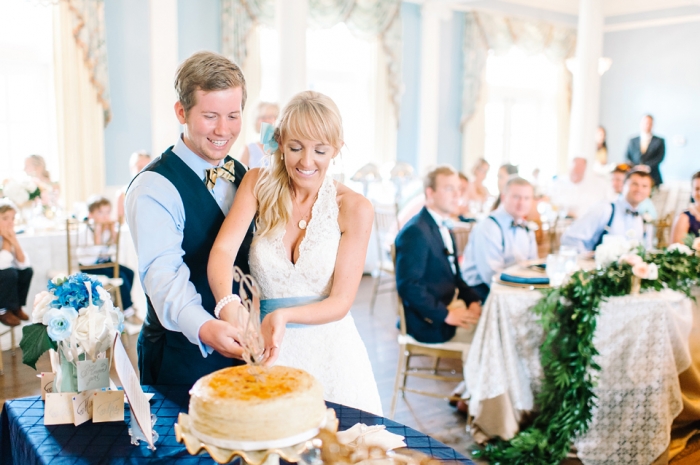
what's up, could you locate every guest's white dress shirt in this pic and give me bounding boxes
[461,206,538,287]
[560,197,646,253]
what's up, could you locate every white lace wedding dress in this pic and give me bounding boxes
[249,176,383,415]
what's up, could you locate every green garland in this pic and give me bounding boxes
[473,240,700,465]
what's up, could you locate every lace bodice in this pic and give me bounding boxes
[250,176,340,300]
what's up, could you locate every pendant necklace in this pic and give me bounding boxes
[293,191,318,230]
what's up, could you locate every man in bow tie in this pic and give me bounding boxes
[462,177,538,301]
[125,52,254,386]
[561,169,653,252]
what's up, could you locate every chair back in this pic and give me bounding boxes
[374,202,399,265]
[66,218,122,276]
[451,223,474,258]
[390,244,408,337]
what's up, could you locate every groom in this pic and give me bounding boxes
[126,51,254,386]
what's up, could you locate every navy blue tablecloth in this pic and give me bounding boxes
[1,385,473,464]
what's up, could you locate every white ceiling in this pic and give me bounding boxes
[449,0,700,17]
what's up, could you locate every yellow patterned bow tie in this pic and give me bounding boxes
[204,160,236,190]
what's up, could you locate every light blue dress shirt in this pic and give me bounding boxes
[125,135,237,357]
[461,206,538,287]
[560,197,645,253]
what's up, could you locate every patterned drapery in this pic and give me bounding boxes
[221,0,403,120]
[62,0,111,125]
[461,11,576,128]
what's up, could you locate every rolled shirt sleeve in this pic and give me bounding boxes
[560,202,611,253]
[125,171,214,357]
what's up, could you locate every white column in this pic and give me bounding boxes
[417,1,450,174]
[149,0,179,155]
[277,0,308,106]
[567,0,604,162]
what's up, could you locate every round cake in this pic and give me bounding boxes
[188,365,327,447]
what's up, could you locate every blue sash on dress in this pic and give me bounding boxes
[259,296,325,328]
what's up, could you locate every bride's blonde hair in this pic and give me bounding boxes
[254,91,344,239]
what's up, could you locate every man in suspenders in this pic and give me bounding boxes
[462,177,538,301]
[561,169,653,253]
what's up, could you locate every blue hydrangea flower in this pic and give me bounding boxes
[260,122,279,154]
[47,273,103,309]
[45,306,79,342]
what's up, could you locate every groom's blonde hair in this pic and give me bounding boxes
[175,51,247,114]
[254,91,343,240]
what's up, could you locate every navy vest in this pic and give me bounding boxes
[130,147,253,386]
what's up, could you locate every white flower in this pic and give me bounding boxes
[693,237,700,253]
[642,212,653,223]
[626,229,637,239]
[72,301,124,357]
[667,243,693,255]
[595,237,633,268]
[97,286,112,304]
[3,180,29,206]
[32,291,57,324]
[51,274,68,286]
[647,263,659,280]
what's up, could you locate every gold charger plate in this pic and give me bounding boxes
[175,409,338,465]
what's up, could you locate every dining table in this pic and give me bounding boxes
[0,385,474,465]
[465,276,699,465]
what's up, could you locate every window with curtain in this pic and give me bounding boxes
[483,47,560,192]
[0,1,57,180]
[259,23,377,178]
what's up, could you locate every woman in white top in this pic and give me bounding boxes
[239,101,279,168]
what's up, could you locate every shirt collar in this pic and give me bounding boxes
[492,205,521,227]
[616,196,638,214]
[426,208,450,228]
[172,134,225,182]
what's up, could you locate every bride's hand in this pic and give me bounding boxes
[219,301,250,336]
[261,310,287,366]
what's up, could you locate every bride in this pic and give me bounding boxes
[208,91,382,415]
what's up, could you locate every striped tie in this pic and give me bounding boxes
[204,160,236,190]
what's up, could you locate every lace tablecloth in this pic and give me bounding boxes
[466,283,693,465]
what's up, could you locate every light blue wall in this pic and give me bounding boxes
[103,0,152,186]
[178,0,222,61]
[396,2,421,170]
[600,19,700,183]
[436,12,464,170]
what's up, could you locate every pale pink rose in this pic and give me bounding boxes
[693,237,700,252]
[632,262,650,279]
[620,253,643,266]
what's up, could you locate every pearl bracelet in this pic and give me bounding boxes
[214,294,242,319]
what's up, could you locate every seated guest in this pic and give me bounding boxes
[491,163,518,211]
[116,150,152,220]
[456,172,473,222]
[609,163,657,219]
[0,199,33,326]
[395,166,482,345]
[560,169,654,252]
[24,154,59,207]
[671,170,700,243]
[80,196,135,316]
[549,157,609,219]
[461,177,538,301]
[467,158,491,209]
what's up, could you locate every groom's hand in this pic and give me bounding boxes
[199,319,245,359]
